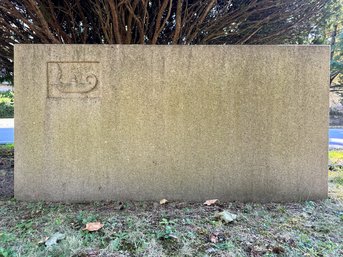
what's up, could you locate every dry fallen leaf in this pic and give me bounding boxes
[168,234,178,240]
[214,210,237,223]
[82,222,104,232]
[37,237,49,245]
[204,199,219,206]
[160,199,168,205]
[44,233,65,247]
[272,246,285,254]
[210,234,218,243]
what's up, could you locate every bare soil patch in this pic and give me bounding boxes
[0,146,13,199]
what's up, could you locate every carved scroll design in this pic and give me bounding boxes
[54,63,98,93]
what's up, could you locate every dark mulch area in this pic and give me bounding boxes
[0,147,14,199]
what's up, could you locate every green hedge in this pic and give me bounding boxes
[0,91,14,118]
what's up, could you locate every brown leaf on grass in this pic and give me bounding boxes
[37,237,49,245]
[204,199,219,206]
[82,222,104,232]
[272,246,285,254]
[210,234,218,243]
[160,199,168,205]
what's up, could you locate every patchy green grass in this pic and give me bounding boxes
[0,151,342,256]
[329,150,343,200]
[0,199,342,257]
[329,151,343,163]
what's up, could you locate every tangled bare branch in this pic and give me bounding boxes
[0,0,330,78]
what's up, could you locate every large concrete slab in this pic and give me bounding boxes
[14,45,329,202]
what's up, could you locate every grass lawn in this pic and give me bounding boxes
[0,149,342,257]
[329,151,343,162]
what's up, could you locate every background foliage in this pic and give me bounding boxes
[307,0,343,91]
[0,91,14,118]
[0,0,333,84]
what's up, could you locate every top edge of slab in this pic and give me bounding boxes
[14,44,330,48]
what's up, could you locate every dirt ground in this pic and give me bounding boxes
[0,146,13,199]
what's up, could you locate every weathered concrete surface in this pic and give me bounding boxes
[14,45,329,202]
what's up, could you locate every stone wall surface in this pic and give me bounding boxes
[14,45,329,202]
